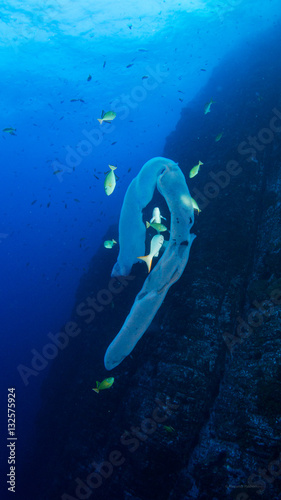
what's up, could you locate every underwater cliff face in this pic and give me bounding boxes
[27,29,281,500]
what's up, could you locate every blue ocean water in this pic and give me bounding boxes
[1,1,281,498]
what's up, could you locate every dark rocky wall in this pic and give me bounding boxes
[25,27,281,500]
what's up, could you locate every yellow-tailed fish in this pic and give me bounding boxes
[97,110,116,124]
[104,239,117,249]
[215,132,223,142]
[138,234,164,273]
[3,127,16,135]
[163,425,175,433]
[191,197,201,214]
[104,165,117,195]
[145,221,168,232]
[163,425,176,433]
[92,377,114,393]
[189,161,203,179]
[204,98,215,114]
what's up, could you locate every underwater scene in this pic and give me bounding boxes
[1,1,281,499]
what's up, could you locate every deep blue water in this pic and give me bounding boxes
[1,1,281,498]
